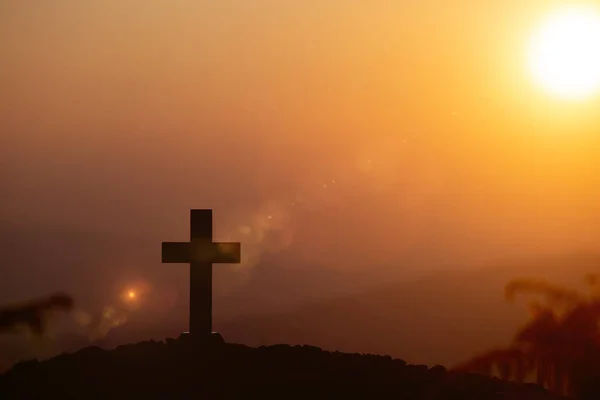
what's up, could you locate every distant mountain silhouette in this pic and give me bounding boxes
[217,254,600,368]
[0,221,390,317]
[0,221,156,305]
[72,253,600,371]
[0,335,565,400]
[0,221,403,369]
[3,219,600,375]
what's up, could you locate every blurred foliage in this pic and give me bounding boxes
[454,274,600,398]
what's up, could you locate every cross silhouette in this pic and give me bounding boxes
[162,209,241,336]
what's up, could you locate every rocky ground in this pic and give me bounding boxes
[0,334,566,399]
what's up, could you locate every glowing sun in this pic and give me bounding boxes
[527,5,600,100]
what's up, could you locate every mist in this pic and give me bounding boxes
[2,0,600,374]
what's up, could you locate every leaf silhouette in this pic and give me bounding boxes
[0,293,74,336]
[454,275,600,397]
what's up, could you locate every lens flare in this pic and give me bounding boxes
[118,280,151,310]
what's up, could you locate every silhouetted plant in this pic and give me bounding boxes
[453,274,600,397]
[0,293,74,336]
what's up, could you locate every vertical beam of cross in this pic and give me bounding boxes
[161,209,241,336]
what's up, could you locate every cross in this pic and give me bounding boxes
[161,209,241,336]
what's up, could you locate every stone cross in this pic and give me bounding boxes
[162,209,241,336]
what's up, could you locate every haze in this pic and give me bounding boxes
[2,0,600,370]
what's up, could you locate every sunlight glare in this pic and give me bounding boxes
[528,5,600,100]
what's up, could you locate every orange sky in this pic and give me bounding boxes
[2,0,600,276]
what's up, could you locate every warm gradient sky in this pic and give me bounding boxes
[2,0,600,279]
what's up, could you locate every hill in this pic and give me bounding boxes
[45,252,600,371]
[3,219,600,373]
[0,334,564,400]
[0,220,391,370]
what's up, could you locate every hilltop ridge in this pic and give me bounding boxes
[0,334,564,399]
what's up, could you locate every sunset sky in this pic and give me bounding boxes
[2,0,600,294]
